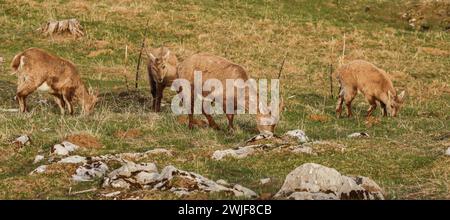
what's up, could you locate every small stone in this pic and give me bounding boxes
[33,155,45,164]
[232,184,257,198]
[111,179,131,189]
[260,178,271,185]
[72,161,109,182]
[285,130,309,143]
[288,192,338,200]
[445,147,450,156]
[61,141,79,152]
[347,132,370,138]
[212,147,255,161]
[58,155,87,164]
[52,144,69,156]
[13,135,31,147]
[102,191,121,197]
[30,165,47,175]
[291,145,314,155]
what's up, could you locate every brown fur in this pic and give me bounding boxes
[335,60,405,117]
[176,53,281,133]
[146,47,178,112]
[11,48,98,115]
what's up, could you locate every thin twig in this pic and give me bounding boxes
[135,19,150,89]
[329,64,333,98]
[124,45,129,91]
[277,52,288,79]
[71,188,97,195]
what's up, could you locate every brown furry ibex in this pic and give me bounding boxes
[11,48,98,115]
[176,53,283,133]
[335,60,405,117]
[147,47,178,112]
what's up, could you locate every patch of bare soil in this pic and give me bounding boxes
[177,116,209,128]
[88,49,113,57]
[114,128,142,139]
[65,133,102,149]
[309,114,329,123]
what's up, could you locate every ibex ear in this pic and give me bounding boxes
[398,90,405,102]
[149,52,157,63]
[162,50,170,61]
[387,90,393,102]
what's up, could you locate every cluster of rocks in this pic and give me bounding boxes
[102,162,257,198]
[275,163,385,200]
[211,130,350,161]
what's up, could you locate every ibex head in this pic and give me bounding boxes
[256,98,285,134]
[148,47,172,83]
[82,87,99,115]
[387,90,405,117]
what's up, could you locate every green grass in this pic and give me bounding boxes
[0,0,449,199]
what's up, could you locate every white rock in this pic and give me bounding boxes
[246,132,273,143]
[285,130,309,143]
[52,144,69,156]
[108,162,158,179]
[445,147,450,156]
[287,192,338,200]
[212,147,255,161]
[260,178,271,185]
[135,171,159,185]
[72,161,109,182]
[232,184,258,198]
[291,145,314,155]
[347,132,370,138]
[102,191,121,197]
[13,135,30,146]
[33,155,45,164]
[275,163,384,200]
[110,179,131,189]
[58,155,87,164]
[144,148,173,157]
[61,141,79,152]
[30,165,47,175]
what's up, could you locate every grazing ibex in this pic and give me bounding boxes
[176,53,282,133]
[147,47,178,112]
[11,48,98,115]
[335,60,405,117]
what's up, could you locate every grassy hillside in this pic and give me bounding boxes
[0,0,449,199]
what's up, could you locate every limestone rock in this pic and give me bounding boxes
[275,163,384,200]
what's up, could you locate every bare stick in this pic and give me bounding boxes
[70,188,97,195]
[329,64,333,98]
[135,19,150,89]
[277,52,288,79]
[124,45,129,91]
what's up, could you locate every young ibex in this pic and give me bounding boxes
[11,48,98,115]
[335,60,405,117]
[176,53,282,133]
[147,47,178,112]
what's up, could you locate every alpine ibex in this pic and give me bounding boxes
[11,48,98,115]
[335,60,405,117]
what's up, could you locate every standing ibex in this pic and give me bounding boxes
[176,53,282,133]
[11,48,98,115]
[335,60,405,117]
[147,47,178,112]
